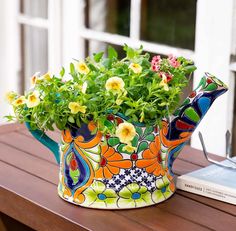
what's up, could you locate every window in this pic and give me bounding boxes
[18,0,61,91]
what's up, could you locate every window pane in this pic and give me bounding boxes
[141,0,196,50]
[20,0,48,18]
[86,0,130,36]
[20,25,48,91]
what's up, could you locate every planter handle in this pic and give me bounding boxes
[25,122,60,164]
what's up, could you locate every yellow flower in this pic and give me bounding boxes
[123,144,136,153]
[116,98,123,105]
[76,62,90,74]
[69,102,87,114]
[116,122,136,144]
[41,72,51,81]
[12,96,26,107]
[30,72,40,87]
[5,91,17,104]
[26,91,40,108]
[160,75,169,91]
[105,77,125,92]
[139,111,145,123]
[129,63,142,74]
[82,82,87,94]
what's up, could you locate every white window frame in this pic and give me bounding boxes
[17,0,62,73]
[2,0,235,156]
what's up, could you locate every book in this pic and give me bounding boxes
[176,157,236,205]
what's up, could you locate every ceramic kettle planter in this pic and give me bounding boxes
[26,73,227,209]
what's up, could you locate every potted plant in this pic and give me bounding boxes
[5,45,227,209]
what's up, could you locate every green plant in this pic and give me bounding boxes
[5,45,196,136]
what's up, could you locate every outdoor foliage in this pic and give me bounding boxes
[5,45,196,136]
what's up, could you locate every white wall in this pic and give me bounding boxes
[0,0,20,124]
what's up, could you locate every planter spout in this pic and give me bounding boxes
[164,73,228,170]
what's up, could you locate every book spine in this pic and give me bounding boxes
[176,177,236,205]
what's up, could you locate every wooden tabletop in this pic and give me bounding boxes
[0,124,236,231]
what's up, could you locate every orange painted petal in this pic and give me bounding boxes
[64,187,72,197]
[154,136,161,149]
[108,160,132,169]
[62,130,73,143]
[179,132,191,138]
[88,121,97,132]
[169,182,175,192]
[160,169,166,176]
[103,166,113,179]
[145,162,158,174]
[136,158,156,168]
[167,173,173,181]
[161,121,169,136]
[101,144,108,154]
[107,165,120,175]
[150,142,158,155]
[76,136,84,142]
[104,147,115,158]
[142,149,156,159]
[152,164,162,176]
[107,152,122,161]
[95,167,104,179]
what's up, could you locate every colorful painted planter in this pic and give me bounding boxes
[26,73,227,209]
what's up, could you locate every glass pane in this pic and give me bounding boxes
[86,0,130,36]
[20,25,48,91]
[20,0,48,18]
[141,0,197,50]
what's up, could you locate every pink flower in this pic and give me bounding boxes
[151,55,162,72]
[168,54,180,68]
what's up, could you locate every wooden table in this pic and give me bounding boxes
[0,124,236,231]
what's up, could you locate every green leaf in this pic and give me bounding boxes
[143,126,154,136]
[117,143,131,154]
[70,168,80,184]
[68,116,75,123]
[131,135,139,147]
[145,134,155,142]
[108,46,118,59]
[135,127,143,137]
[93,52,104,62]
[126,47,135,59]
[137,141,148,153]
[87,63,97,71]
[185,65,197,74]
[70,63,75,75]
[76,118,81,128]
[108,137,120,146]
[125,109,135,116]
[123,44,135,59]
[60,67,65,77]
[102,58,112,69]
[104,119,114,129]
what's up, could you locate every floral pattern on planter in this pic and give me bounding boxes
[58,116,176,209]
[117,183,153,208]
[81,181,118,209]
[136,136,165,176]
[152,175,175,203]
[95,145,132,179]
